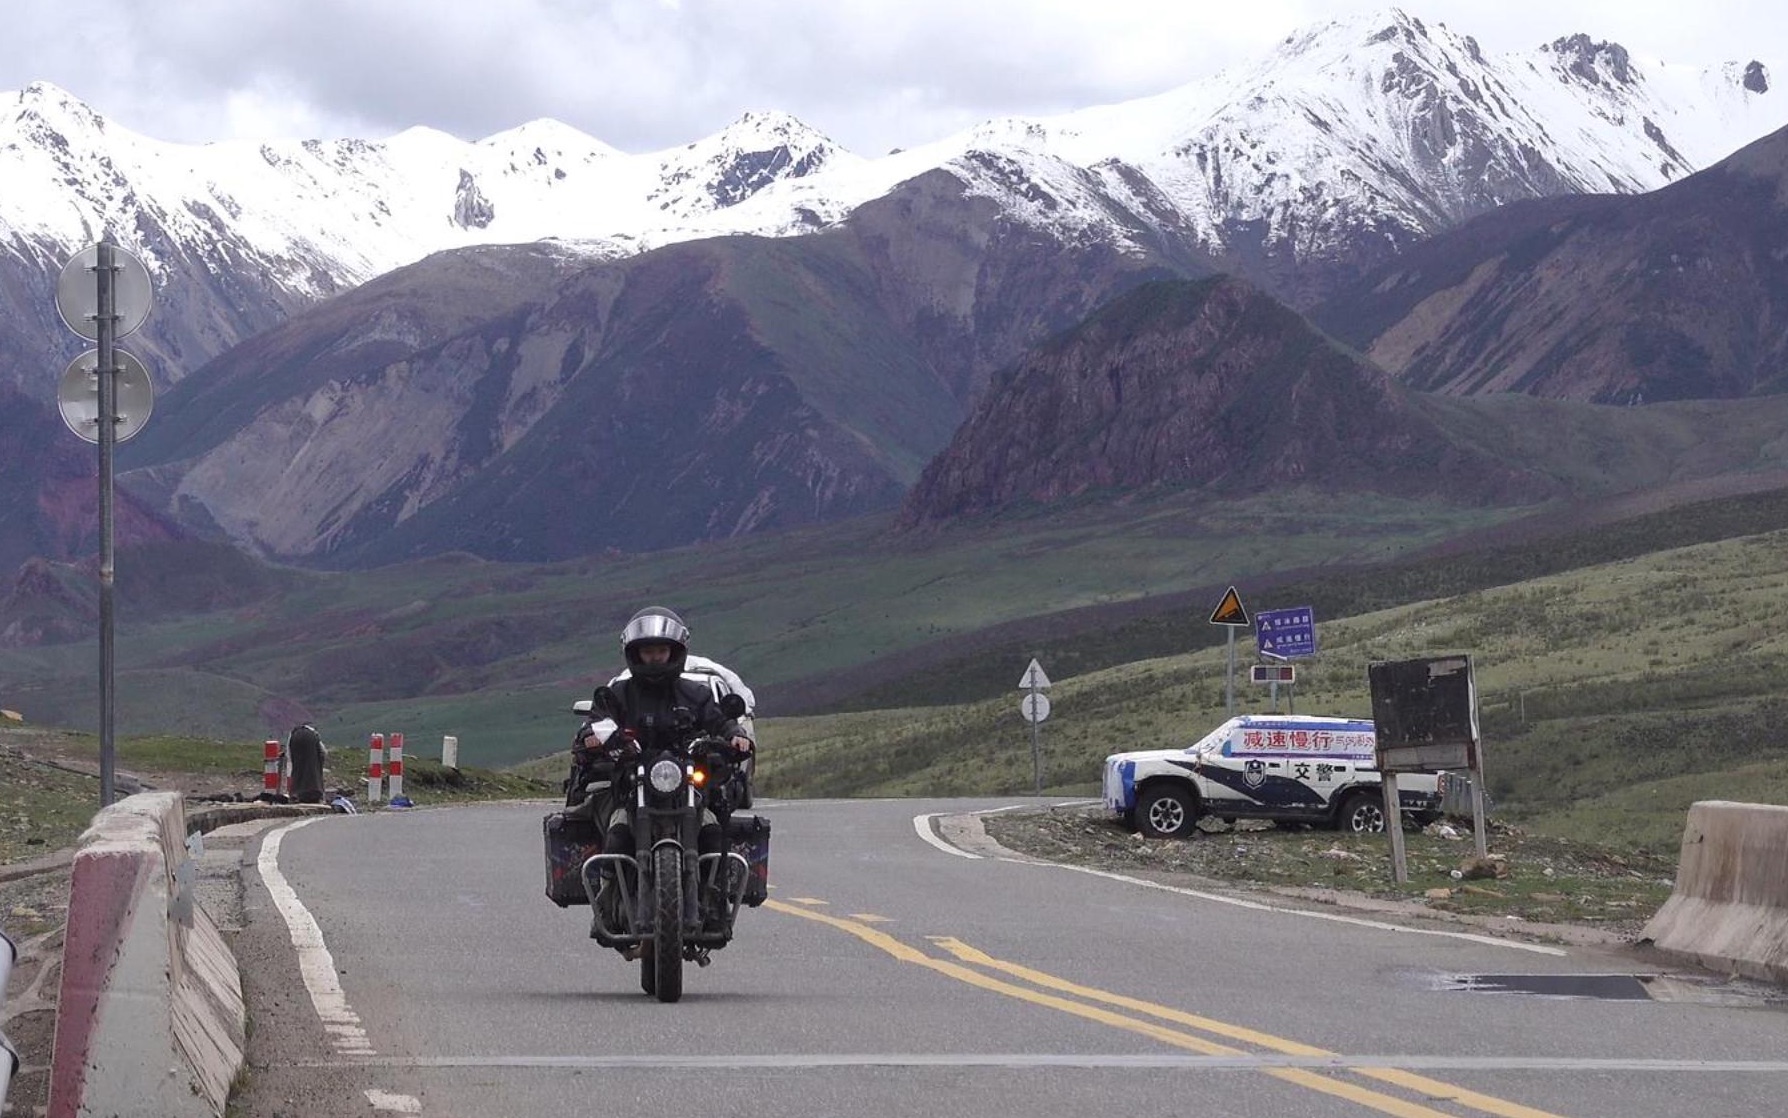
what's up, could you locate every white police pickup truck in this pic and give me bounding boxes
[1102,714,1443,839]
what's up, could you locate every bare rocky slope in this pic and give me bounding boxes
[117,177,1202,566]
[1313,123,1788,404]
[899,275,1553,525]
[0,382,186,574]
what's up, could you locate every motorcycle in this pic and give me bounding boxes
[577,686,757,1003]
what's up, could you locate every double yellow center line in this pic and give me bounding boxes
[767,899,1566,1118]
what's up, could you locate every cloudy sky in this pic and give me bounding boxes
[4,1,1780,156]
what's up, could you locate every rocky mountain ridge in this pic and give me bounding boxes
[2,8,1779,402]
[89,111,1788,564]
[118,181,1189,565]
[1313,122,1788,403]
[2,7,1783,570]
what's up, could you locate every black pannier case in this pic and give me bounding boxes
[727,813,771,906]
[542,811,603,907]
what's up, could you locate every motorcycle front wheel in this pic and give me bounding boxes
[652,845,684,1002]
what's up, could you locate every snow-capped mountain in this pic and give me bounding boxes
[968,9,1782,297]
[0,89,849,293]
[0,6,1779,396]
[0,4,1782,586]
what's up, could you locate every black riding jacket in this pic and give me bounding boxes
[598,673,742,757]
[565,672,744,808]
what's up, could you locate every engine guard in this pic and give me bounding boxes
[693,850,752,943]
[582,852,638,948]
[581,850,752,951]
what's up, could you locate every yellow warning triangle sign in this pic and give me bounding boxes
[1209,585,1249,626]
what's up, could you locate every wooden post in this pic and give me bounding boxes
[1384,772,1408,885]
[1469,747,1490,860]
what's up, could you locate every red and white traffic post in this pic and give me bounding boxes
[262,739,283,797]
[366,733,385,804]
[387,732,405,803]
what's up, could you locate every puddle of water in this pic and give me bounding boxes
[1450,973,1652,1000]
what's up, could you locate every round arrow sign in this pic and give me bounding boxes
[56,243,154,341]
[57,349,155,443]
[1021,692,1051,724]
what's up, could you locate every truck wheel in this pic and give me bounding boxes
[1338,792,1385,834]
[1136,784,1199,840]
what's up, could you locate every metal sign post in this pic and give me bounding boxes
[1249,662,1295,714]
[1018,659,1052,793]
[1209,587,1249,716]
[97,242,116,806]
[55,239,154,808]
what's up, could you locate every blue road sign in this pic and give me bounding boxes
[1256,606,1317,660]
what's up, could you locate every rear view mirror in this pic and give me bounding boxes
[572,699,593,717]
[590,685,623,720]
[718,693,747,720]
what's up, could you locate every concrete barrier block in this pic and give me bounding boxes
[48,792,245,1118]
[1641,800,1788,985]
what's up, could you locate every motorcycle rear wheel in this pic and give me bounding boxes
[652,845,684,1002]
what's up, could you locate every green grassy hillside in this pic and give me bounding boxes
[754,525,1788,852]
[2,486,1523,762]
[823,481,1788,712]
[15,501,1788,855]
[13,462,1788,827]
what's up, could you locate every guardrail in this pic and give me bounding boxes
[49,792,245,1118]
[1439,771,1493,820]
[3,927,18,1115]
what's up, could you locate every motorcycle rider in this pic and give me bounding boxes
[583,606,752,936]
[614,653,757,807]
[566,651,757,809]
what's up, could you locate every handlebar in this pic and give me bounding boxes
[598,734,744,764]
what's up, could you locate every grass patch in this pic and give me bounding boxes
[398,757,556,800]
[0,749,96,865]
[0,727,555,865]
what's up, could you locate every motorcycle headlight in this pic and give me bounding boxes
[649,758,685,794]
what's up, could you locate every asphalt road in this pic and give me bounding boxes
[227,798,1788,1118]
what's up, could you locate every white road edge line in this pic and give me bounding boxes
[914,802,1095,859]
[258,817,378,1055]
[316,1053,1788,1071]
[1016,857,1568,955]
[913,812,980,858]
[918,807,1566,957]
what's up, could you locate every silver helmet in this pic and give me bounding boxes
[621,606,690,682]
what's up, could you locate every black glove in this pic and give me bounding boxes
[603,731,640,761]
